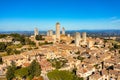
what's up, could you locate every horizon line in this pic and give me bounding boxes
[0,29,120,32]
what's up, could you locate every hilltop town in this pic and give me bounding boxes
[0,22,120,80]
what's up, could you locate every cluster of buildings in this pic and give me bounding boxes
[75,32,87,46]
[0,22,120,80]
[34,22,94,49]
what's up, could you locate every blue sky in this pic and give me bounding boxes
[0,0,120,31]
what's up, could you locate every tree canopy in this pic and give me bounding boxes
[0,56,3,64]
[28,60,41,80]
[6,60,41,80]
[48,58,67,69]
[15,67,29,79]
[0,42,7,52]
[47,70,83,80]
[6,62,16,80]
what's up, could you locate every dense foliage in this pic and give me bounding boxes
[15,67,29,79]
[28,60,41,80]
[113,44,120,49]
[0,34,7,38]
[6,60,41,80]
[0,56,3,64]
[47,70,83,80]
[77,56,85,62]
[35,35,44,40]
[6,62,16,80]
[0,42,7,52]
[39,41,53,46]
[0,33,36,56]
[48,58,67,69]
[10,33,26,45]
[25,38,36,46]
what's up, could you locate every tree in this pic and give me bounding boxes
[0,42,6,52]
[77,56,84,62]
[0,56,3,64]
[49,58,67,69]
[35,35,45,40]
[20,35,27,45]
[10,33,21,38]
[6,48,21,55]
[75,51,80,54]
[52,60,62,69]
[72,67,77,75]
[15,67,29,79]
[28,60,41,80]
[11,33,26,45]
[0,34,7,38]
[114,44,120,49]
[11,61,17,71]
[6,62,16,80]
[13,49,21,54]
[47,70,83,80]
[35,35,41,40]
[6,66,15,80]
[33,76,44,80]
[25,38,36,46]
[6,48,12,55]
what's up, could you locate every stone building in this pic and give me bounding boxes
[56,22,60,42]
[82,32,87,43]
[75,32,81,46]
[34,27,39,36]
[62,27,65,35]
[47,30,53,36]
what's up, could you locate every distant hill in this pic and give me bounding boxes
[0,30,120,37]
